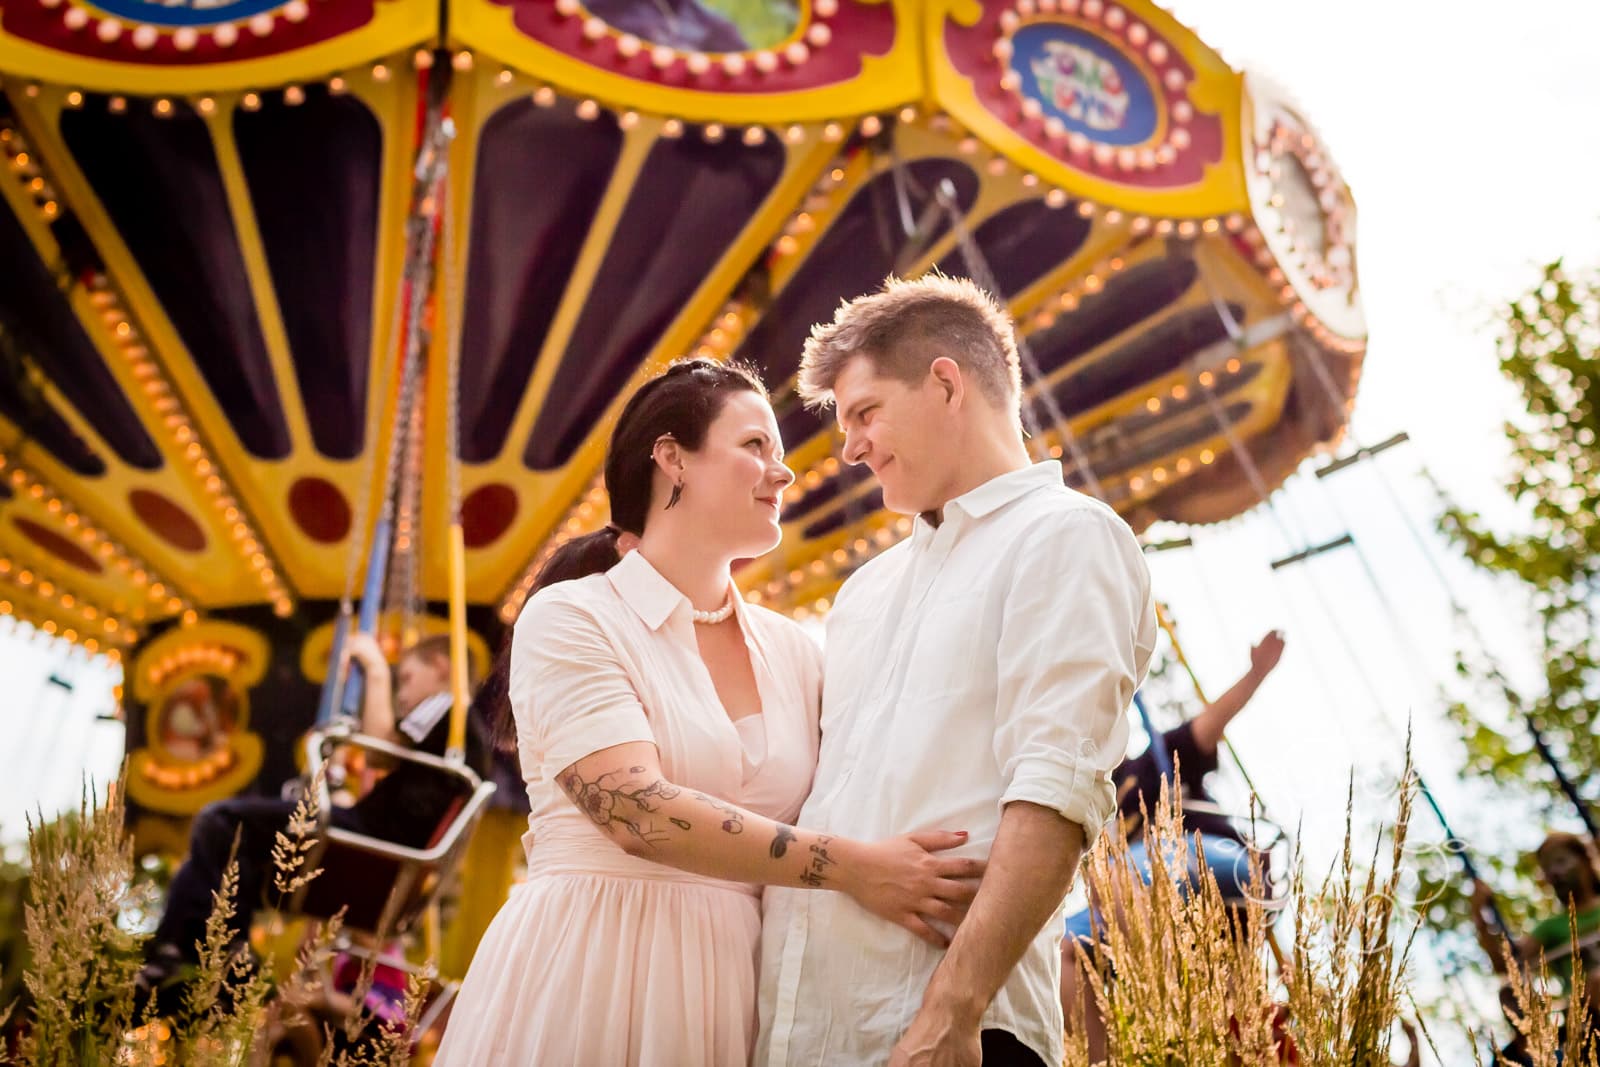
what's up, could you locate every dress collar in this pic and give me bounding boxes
[607,549,739,632]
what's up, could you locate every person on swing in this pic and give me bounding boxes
[756,274,1156,1067]
[137,634,486,997]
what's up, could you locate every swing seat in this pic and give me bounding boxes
[1064,804,1291,945]
[288,724,496,938]
[1177,799,1293,909]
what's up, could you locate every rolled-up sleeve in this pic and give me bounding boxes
[993,507,1156,846]
[509,589,656,774]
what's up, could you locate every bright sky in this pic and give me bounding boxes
[4,0,1598,1055]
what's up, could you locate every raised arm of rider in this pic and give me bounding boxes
[343,631,399,743]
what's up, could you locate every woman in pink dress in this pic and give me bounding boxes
[434,360,981,1065]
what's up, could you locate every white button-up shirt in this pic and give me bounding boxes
[756,461,1156,1066]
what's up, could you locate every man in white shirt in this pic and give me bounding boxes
[756,275,1155,1066]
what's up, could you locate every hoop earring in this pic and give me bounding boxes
[665,481,684,510]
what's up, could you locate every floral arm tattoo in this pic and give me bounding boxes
[558,766,751,847]
[558,765,684,847]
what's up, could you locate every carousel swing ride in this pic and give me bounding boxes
[0,0,1392,1049]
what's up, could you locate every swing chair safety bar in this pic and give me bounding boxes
[1537,927,1600,968]
[1141,536,1194,554]
[303,726,496,864]
[1313,431,1411,479]
[1268,532,1354,571]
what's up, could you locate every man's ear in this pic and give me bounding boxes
[928,356,964,407]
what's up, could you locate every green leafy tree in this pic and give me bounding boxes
[1420,259,1600,943]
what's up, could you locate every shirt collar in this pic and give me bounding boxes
[916,460,1063,533]
[606,550,687,631]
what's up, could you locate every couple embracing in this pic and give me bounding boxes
[435,276,1156,1066]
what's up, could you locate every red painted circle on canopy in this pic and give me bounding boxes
[461,484,519,549]
[288,477,351,544]
[130,489,206,553]
[12,517,103,574]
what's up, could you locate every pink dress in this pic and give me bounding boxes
[434,552,822,1066]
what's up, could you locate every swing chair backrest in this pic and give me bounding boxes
[289,726,496,937]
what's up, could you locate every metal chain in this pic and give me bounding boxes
[440,119,464,525]
[380,114,454,639]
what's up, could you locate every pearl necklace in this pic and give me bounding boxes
[692,594,735,625]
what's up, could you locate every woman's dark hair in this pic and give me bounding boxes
[489,357,768,751]
[602,357,768,536]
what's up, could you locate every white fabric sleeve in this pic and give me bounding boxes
[993,507,1155,846]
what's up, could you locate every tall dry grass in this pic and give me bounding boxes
[2,775,429,1066]
[1064,764,1598,1067]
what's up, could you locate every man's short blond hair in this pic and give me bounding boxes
[796,274,1023,415]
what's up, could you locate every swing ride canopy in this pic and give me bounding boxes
[0,0,1363,817]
